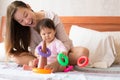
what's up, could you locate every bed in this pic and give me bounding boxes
[0,16,120,80]
[60,16,120,34]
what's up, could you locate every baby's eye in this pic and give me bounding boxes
[48,32,51,34]
[42,33,45,35]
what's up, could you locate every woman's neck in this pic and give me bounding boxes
[35,11,45,26]
[36,11,45,21]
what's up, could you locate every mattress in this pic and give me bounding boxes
[0,61,120,80]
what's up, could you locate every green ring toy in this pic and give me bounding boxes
[57,52,69,66]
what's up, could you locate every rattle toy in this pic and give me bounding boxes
[57,52,69,66]
[77,56,89,67]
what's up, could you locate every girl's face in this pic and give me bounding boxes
[14,7,37,27]
[40,27,56,43]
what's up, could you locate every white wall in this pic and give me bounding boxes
[0,0,120,16]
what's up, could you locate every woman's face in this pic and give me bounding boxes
[14,7,37,27]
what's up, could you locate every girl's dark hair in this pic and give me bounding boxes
[5,1,31,56]
[35,18,56,33]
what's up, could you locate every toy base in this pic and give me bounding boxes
[32,68,52,74]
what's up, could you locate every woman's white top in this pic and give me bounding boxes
[30,11,73,54]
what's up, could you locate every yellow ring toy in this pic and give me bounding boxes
[32,68,52,74]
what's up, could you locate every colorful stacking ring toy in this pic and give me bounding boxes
[32,68,51,74]
[57,52,69,66]
[64,65,73,72]
[37,46,51,57]
[77,56,89,67]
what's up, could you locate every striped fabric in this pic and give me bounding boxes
[102,32,120,64]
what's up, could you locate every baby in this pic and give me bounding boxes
[34,18,68,72]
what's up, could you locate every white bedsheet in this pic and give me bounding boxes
[0,62,87,80]
[0,62,120,80]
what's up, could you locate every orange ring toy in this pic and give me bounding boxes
[77,56,89,67]
[32,68,52,74]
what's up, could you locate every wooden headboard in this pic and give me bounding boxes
[0,16,120,42]
[60,16,120,35]
[0,16,6,42]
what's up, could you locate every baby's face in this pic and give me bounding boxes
[40,27,56,43]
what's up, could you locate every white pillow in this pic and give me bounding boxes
[69,25,116,68]
[0,42,6,61]
[0,42,14,62]
[69,25,100,47]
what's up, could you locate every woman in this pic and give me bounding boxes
[5,1,89,72]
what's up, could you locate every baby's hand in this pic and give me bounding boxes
[34,51,40,57]
[44,62,58,73]
[44,61,65,73]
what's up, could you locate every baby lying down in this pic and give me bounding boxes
[71,34,116,68]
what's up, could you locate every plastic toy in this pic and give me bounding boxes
[22,41,52,74]
[37,41,48,68]
[32,68,51,74]
[34,41,52,74]
[57,52,73,72]
[77,56,89,67]
[57,52,69,66]
[37,46,51,57]
[64,65,73,72]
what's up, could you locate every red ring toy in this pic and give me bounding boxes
[32,68,51,74]
[77,56,89,67]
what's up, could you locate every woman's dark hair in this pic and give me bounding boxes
[35,18,56,33]
[5,1,31,56]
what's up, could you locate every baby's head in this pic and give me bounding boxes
[36,18,56,43]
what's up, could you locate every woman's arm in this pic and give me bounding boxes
[30,28,42,54]
[51,12,73,52]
